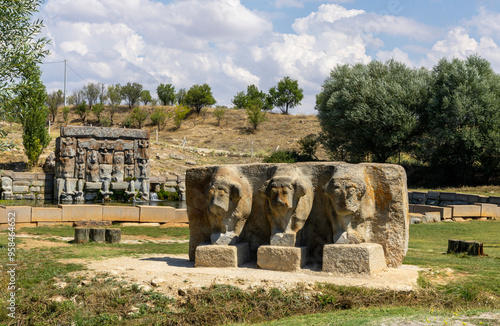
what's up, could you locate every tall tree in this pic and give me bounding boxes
[316,60,430,163]
[140,90,152,106]
[184,83,216,114]
[176,88,187,105]
[107,84,121,124]
[232,84,270,110]
[418,55,500,184]
[157,83,176,105]
[46,89,64,122]
[268,76,304,114]
[121,82,143,109]
[83,82,100,111]
[0,0,49,151]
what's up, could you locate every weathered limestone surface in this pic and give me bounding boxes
[187,163,409,268]
[257,245,308,271]
[55,126,150,202]
[322,243,387,275]
[195,242,250,267]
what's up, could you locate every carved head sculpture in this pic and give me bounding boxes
[324,165,370,244]
[325,166,367,216]
[260,171,314,246]
[206,167,252,245]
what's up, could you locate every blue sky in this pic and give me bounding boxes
[38,0,500,114]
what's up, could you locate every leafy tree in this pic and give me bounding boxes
[0,0,49,151]
[140,90,152,106]
[176,88,187,105]
[92,103,105,124]
[297,134,319,161]
[268,76,304,114]
[157,83,176,106]
[62,106,70,125]
[83,82,100,111]
[213,106,226,126]
[417,55,500,184]
[75,101,89,124]
[107,84,121,124]
[0,0,49,114]
[232,84,270,110]
[150,107,172,130]
[69,89,85,107]
[121,82,143,109]
[46,89,63,122]
[98,82,107,104]
[11,64,51,169]
[184,83,216,114]
[129,106,148,129]
[316,60,430,162]
[246,104,268,130]
[173,105,190,129]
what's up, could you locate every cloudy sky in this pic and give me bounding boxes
[38,0,500,114]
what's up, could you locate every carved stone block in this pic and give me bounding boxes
[125,150,134,165]
[112,152,124,182]
[124,165,135,179]
[135,139,150,159]
[195,242,250,268]
[322,243,387,275]
[136,158,150,179]
[99,164,112,180]
[86,150,100,182]
[257,245,308,271]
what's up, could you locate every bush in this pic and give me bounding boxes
[246,104,268,130]
[298,134,319,161]
[75,101,89,124]
[62,106,70,125]
[263,149,300,163]
[213,106,226,126]
[150,107,172,130]
[92,103,105,124]
[173,105,190,129]
[129,106,148,129]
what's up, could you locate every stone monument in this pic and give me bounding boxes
[54,126,150,203]
[187,162,409,273]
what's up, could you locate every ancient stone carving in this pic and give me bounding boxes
[125,180,136,197]
[260,168,314,247]
[139,179,149,201]
[55,126,150,203]
[43,153,56,173]
[206,167,252,245]
[324,165,373,245]
[86,150,100,182]
[112,152,124,182]
[1,176,13,200]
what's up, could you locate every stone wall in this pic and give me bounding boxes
[186,162,409,268]
[55,126,150,203]
[1,172,54,200]
[0,205,188,231]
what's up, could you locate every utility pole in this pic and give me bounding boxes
[63,59,67,106]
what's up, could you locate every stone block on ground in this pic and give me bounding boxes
[195,242,250,268]
[322,243,387,275]
[488,196,500,205]
[61,205,103,222]
[175,208,188,223]
[412,204,451,220]
[138,206,173,223]
[447,205,481,218]
[31,207,62,222]
[105,228,121,243]
[409,213,424,224]
[474,203,499,218]
[102,206,139,222]
[74,227,90,243]
[257,245,308,271]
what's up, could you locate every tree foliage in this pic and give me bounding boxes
[92,102,105,125]
[268,76,304,114]
[107,84,121,124]
[129,106,148,129]
[184,83,216,114]
[418,55,500,184]
[75,101,89,124]
[246,104,268,131]
[173,105,190,129]
[316,60,430,163]
[140,90,152,106]
[150,107,172,130]
[46,89,63,122]
[157,83,176,106]
[82,82,100,111]
[121,82,143,109]
[213,107,226,126]
[176,88,186,105]
[232,84,270,110]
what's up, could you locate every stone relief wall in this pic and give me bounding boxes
[186,162,409,268]
[55,126,150,203]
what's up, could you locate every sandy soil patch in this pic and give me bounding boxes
[67,254,422,299]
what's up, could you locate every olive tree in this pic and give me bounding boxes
[157,83,176,105]
[268,76,303,114]
[184,83,216,114]
[121,82,143,109]
[316,60,430,163]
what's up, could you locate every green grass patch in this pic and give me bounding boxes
[409,185,500,197]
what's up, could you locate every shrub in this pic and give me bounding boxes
[130,106,148,129]
[246,104,268,130]
[263,149,300,163]
[173,105,190,129]
[62,106,70,125]
[150,107,172,130]
[75,101,89,124]
[213,106,226,126]
[298,134,319,161]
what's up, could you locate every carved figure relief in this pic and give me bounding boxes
[60,178,76,202]
[100,147,113,164]
[324,165,373,245]
[112,152,125,182]
[125,150,134,165]
[58,156,75,178]
[60,137,76,157]
[137,159,149,179]
[260,169,314,247]
[100,164,112,180]
[75,162,86,179]
[124,165,135,179]
[206,167,252,245]
[1,177,13,199]
[74,179,85,203]
[139,179,149,201]
[136,140,149,159]
[86,150,100,182]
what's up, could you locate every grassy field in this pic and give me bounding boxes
[0,221,499,325]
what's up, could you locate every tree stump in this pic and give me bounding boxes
[105,228,121,244]
[447,239,461,253]
[74,228,90,244]
[90,228,105,243]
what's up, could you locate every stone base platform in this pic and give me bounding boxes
[195,242,250,268]
[257,245,308,271]
[323,243,387,275]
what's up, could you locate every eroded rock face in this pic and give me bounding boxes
[187,163,409,268]
[207,166,252,245]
